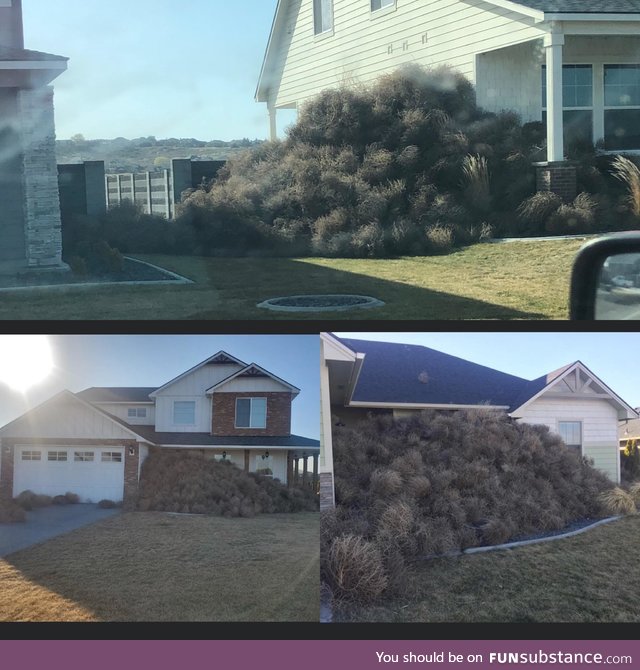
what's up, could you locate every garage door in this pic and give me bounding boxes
[13,446,125,503]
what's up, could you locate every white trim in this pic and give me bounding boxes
[461,0,544,21]
[347,401,511,410]
[154,444,316,452]
[557,419,584,457]
[206,363,300,396]
[149,351,247,397]
[235,397,267,429]
[546,13,640,22]
[0,61,67,70]
[172,400,197,427]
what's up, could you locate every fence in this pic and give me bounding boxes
[58,159,226,221]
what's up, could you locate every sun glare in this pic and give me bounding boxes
[0,336,54,393]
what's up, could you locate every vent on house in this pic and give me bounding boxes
[422,33,428,45]
[207,354,237,364]
[239,366,269,377]
[418,371,429,384]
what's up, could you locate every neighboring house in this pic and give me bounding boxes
[0,351,320,504]
[0,0,68,273]
[257,0,640,198]
[619,411,640,449]
[320,333,637,509]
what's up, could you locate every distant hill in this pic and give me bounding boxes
[55,136,264,173]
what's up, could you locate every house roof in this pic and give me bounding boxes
[126,424,319,450]
[620,416,640,441]
[513,0,640,12]
[0,45,68,62]
[76,387,157,403]
[255,0,286,102]
[337,338,638,418]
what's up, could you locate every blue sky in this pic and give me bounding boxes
[334,332,640,410]
[0,335,319,437]
[22,0,295,141]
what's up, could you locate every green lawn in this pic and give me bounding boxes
[333,516,640,623]
[0,511,319,622]
[0,238,587,320]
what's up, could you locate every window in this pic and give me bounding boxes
[255,453,274,478]
[558,421,582,455]
[173,401,195,425]
[542,65,593,147]
[74,451,94,462]
[604,65,640,150]
[235,397,267,428]
[313,0,333,35]
[21,450,41,461]
[127,407,147,418]
[371,0,394,10]
[48,451,67,462]
[101,451,122,463]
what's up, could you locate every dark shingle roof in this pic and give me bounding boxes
[514,0,640,12]
[77,387,157,403]
[0,45,67,61]
[129,424,319,449]
[339,338,570,411]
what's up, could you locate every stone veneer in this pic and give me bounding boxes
[319,472,334,510]
[18,86,68,270]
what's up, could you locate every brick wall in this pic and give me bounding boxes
[535,162,577,203]
[0,440,14,500]
[123,440,139,509]
[319,472,334,511]
[18,86,67,269]
[211,392,292,437]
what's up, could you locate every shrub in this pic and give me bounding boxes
[461,154,491,213]
[611,155,640,218]
[65,492,80,504]
[600,487,637,516]
[52,495,69,505]
[324,409,614,602]
[517,191,562,235]
[325,534,388,602]
[0,500,26,523]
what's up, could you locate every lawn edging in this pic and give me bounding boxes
[418,515,623,561]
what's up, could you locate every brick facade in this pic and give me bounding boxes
[535,161,577,203]
[0,439,14,500]
[211,392,292,437]
[123,439,140,509]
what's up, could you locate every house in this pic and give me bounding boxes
[257,0,640,200]
[320,333,638,509]
[0,351,320,505]
[0,0,68,273]
[619,412,640,449]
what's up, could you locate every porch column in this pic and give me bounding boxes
[302,456,308,488]
[287,451,294,488]
[268,105,277,141]
[294,457,300,485]
[312,453,319,489]
[244,449,250,472]
[544,30,565,162]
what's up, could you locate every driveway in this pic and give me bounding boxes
[0,504,120,557]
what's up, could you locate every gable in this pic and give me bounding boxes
[150,351,247,398]
[207,364,300,396]
[0,391,147,441]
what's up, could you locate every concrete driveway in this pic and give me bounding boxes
[0,504,121,557]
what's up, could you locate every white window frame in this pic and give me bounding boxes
[558,420,583,456]
[173,400,196,426]
[21,450,41,461]
[371,0,396,14]
[255,453,274,478]
[74,451,95,462]
[101,451,123,463]
[235,397,267,429]
[313,0,333,37]
[128,407,147,418]
[47,450,68,462]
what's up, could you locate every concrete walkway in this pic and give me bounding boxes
[0,504,120,557]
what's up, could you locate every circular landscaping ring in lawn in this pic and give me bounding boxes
[257,294,385,313]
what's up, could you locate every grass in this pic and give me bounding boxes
[0,238,587,320]
[333,516,640,623]
[0,511,319,622]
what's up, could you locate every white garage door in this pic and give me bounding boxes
[13,446,125,503]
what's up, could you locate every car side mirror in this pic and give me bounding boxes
[570,232,640,320]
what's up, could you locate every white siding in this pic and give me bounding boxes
[517,395,620,482]
[2,401,138,441]
[93,403,155,426]
[266,0,544,110]
[154,395,211,433]
[154,364,241,397]
[217,377,289,393]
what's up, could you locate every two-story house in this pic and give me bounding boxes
[0,351,320,505]
[257,0,640,197]
[0,0,68,274]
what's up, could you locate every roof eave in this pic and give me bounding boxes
[255,0,286,103]
[347,401,511,410]
[544,12,640,20]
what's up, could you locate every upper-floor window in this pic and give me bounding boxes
[173,400,196,425]
[128,407,147,418]
[235,397,267,429]
[313,0,333,35]
[371,0,395,11]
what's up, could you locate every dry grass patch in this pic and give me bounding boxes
[0,511,319,622]
[335,515,640,622]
